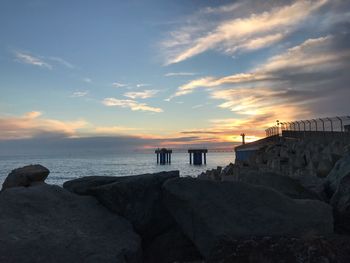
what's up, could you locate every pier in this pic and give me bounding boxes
[155,148,172,165]
[188,149,208,165]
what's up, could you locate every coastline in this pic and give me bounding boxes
[1,135,350,262]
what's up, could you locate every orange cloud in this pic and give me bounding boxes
[0,112,87,140]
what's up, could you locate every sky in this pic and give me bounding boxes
[0,0,350,151]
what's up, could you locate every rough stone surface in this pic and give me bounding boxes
[63,176,120,195]
[222,170,319,199]
[89,171,180,242]
[198,166,222,181]
[163,178,333,259]
[331,174,350,234]
[0,184,142,263]
[317,159,334,178]
[209,235,350,263]
[2,164,49,190]
[325,154,350,196]
[144,225,203,263]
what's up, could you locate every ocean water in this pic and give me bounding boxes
[0,152,235,185]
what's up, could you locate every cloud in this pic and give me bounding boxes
[112,82,128,88]
[192,104,204,109]
[167,32,350,139]
[170,35,350,98]
[123,89,159,99]
[199,2,242,15]
[225,33,285,53]
[71,91,89,98]
[83,78,92,83]
[164,72,197,77]
[0,112,87,140]
[14,51,52,69]
[169,77,215,99]
[102,98,163,113]
[136,83,150,88]
[23,111,42,118]
[94,126,140,135]
[14,51,76,70]
[48,57,75,69]
[162,0,328,64]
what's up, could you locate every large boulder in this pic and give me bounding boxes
[222,170,319,200]
[221,163,235,176]
[162,178,333,260]
[317,158,334,178]
[331,174,350,233]
[324,154,350,197]
[88,171,179,242]
[210,235,350,263]
[0,184,141,263]
[198,166,222,181]
[63,176,120,195]
[2,164,49,190]
[143,225,202,263]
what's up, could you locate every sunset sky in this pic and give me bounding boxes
[1,0,350,150]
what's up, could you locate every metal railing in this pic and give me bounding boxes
[265,116,350,137]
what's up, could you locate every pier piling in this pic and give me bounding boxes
[188,149,208,165]
[155,148,172,165]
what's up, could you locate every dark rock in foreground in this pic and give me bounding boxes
[88,171,180,242]
[2,164,49,190]
[63,170,203,262]
[163,178,333,260]
[0,184,142,263]
[63,175,121,195]
[210,235,350,263]
[325,154,350,234]
[331,174,350,234]
[144,225,203,263]
[223,169,319,200]
[325,154,350,197]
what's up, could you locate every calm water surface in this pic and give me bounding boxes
[0,152,235,185]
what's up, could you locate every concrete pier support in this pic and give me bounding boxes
[188,149,208,165]
[155,148,172,165]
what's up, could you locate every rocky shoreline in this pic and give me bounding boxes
[1,136,350,262]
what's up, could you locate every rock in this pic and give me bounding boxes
[89,171,179,242]
[144,225,203,263]
[210,235,350,263]
[344,144,350,154]
[330,174,350,234]
[268,158,281,171]
[221,163,235,176]
[279,146,289,159]
[163,178,333,260]
[2,164,50,190]
[317,159,333,178]
[223,170,319,200]
[325,154,350,196]
[0,184,142,263]
[292,155,306,169]
[63,176,120,195]
[197,167,222,181]
[297,175,327,200]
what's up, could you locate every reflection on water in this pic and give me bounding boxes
[0,152,235,185]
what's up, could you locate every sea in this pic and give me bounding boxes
[0,151,235,186]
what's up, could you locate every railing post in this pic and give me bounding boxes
[319,118,325,133]
[312,119,318,132]
[336,116,343,132]
[327,117,333,132]
[306,120,311,131]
